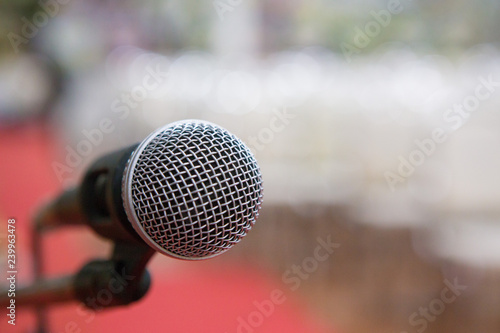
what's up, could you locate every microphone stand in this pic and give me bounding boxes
[3,144,151,331]
[32,221,48,333]
[1,226,155,332]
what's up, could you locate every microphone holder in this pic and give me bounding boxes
[0,238,154,333]
[0,242,154,309]
[74,242,154,308]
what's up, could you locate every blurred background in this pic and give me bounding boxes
[1,0,500,332]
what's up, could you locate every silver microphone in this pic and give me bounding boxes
[36,119,264,260]
[122,120,264,259]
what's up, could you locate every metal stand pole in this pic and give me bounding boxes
[32,226,48,332]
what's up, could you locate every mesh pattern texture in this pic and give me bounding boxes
[125,121,263,259]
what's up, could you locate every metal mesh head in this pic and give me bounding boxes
[122,120,263,260]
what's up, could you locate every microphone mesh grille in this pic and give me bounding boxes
[124,120,263,260]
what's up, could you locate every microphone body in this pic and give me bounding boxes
[36,144,141,243]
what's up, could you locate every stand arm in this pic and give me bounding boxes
[0,276,75,308]
[0,244,155,309]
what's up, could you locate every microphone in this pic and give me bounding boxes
[0,119,263,312]
[37,119,264,260]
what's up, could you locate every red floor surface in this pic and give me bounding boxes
[0,122,332,333]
